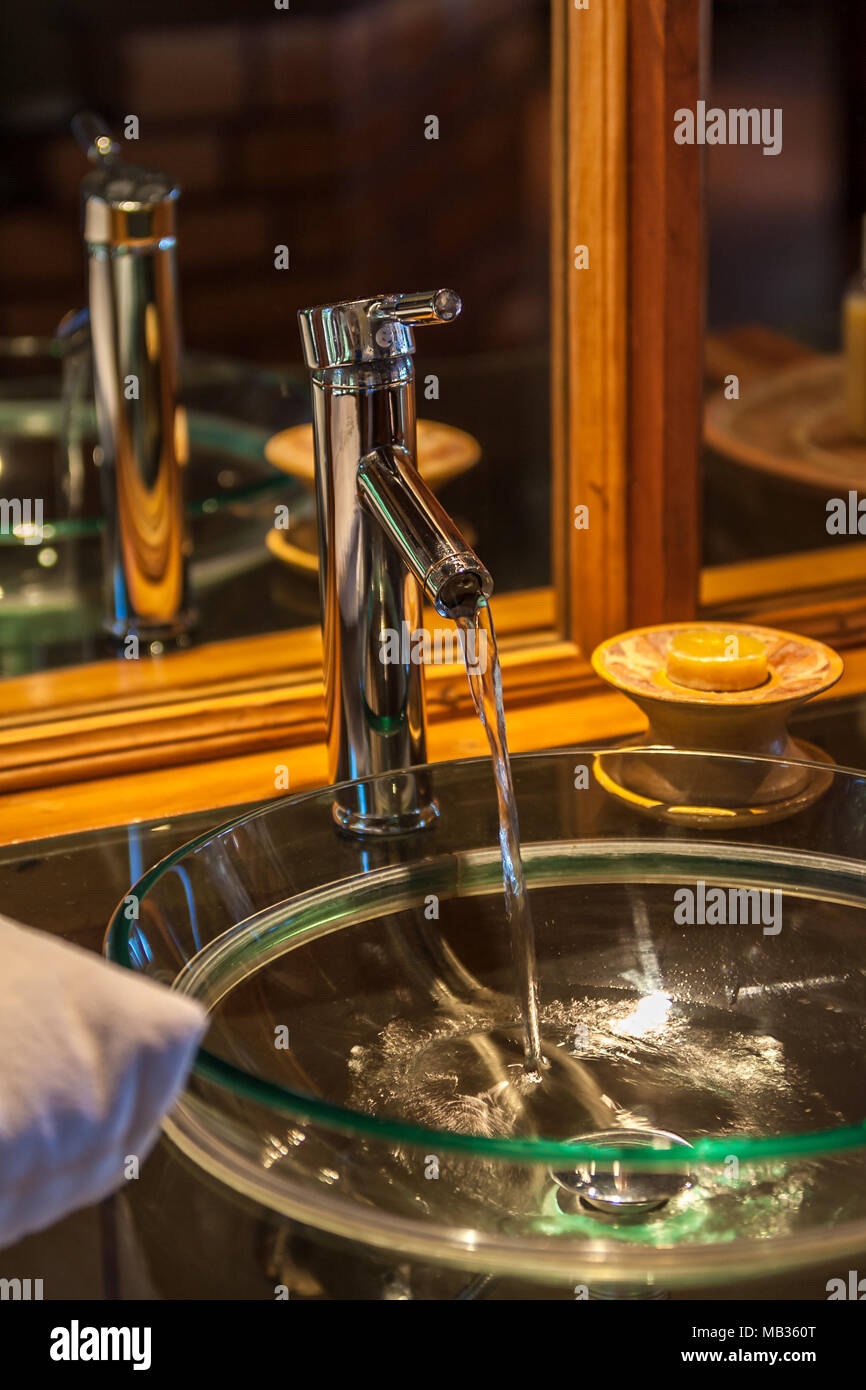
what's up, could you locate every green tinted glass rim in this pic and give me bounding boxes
[0,401,291,542]
[104,748,866,1168]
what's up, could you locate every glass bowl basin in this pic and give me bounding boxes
[105,748,866,1289]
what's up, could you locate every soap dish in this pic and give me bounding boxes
[591,622,843,827]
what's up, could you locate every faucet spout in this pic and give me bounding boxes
[357,445,493,621]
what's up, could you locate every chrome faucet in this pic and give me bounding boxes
[298,290,493,836]
[74,113,193,649]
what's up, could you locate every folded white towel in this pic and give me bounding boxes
[0,912,206,1249]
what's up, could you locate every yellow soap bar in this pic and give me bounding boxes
[665,630,768,692]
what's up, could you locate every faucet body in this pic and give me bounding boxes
[298,291,492,835]
[75,113,193,648]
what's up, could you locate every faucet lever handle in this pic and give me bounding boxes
[370,289,462,327]
[299,289,461,369]
[73,111,179,248]
[71,111,121,165]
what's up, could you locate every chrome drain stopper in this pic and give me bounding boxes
[551,1128,693,1222]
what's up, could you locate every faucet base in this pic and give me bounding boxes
[332,799,439,839]
[104,610,197,656]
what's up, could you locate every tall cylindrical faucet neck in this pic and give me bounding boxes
[75,112,192,646]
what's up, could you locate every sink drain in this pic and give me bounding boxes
[551,1127,694,1222]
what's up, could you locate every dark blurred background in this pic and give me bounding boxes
[709,0,866,338]
[704,0,866,569]
[0,0,550,363]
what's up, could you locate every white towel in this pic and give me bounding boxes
[0,912,206,1249]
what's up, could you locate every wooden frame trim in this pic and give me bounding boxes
[702,543,866,647]
[0,588,596,793]
[0,682,642,846]
[10,637,866,848]
[553,0,629,652]
[0,588,553,728]
[554,0,704,652]
[626,0,703,625]
[702,542,866,612]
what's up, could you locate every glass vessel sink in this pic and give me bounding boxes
[105,748,866,1292]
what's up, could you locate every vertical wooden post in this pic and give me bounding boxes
[553,0,629,654]
[626,0,704,624]
[552,0,704,655]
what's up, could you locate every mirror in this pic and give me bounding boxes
[0,0,551,682]
[702,0,866,578]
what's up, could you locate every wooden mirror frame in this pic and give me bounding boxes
[3,0,861,843]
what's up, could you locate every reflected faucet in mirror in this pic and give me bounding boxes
[74,111,194,652]
[298,289,493,836]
